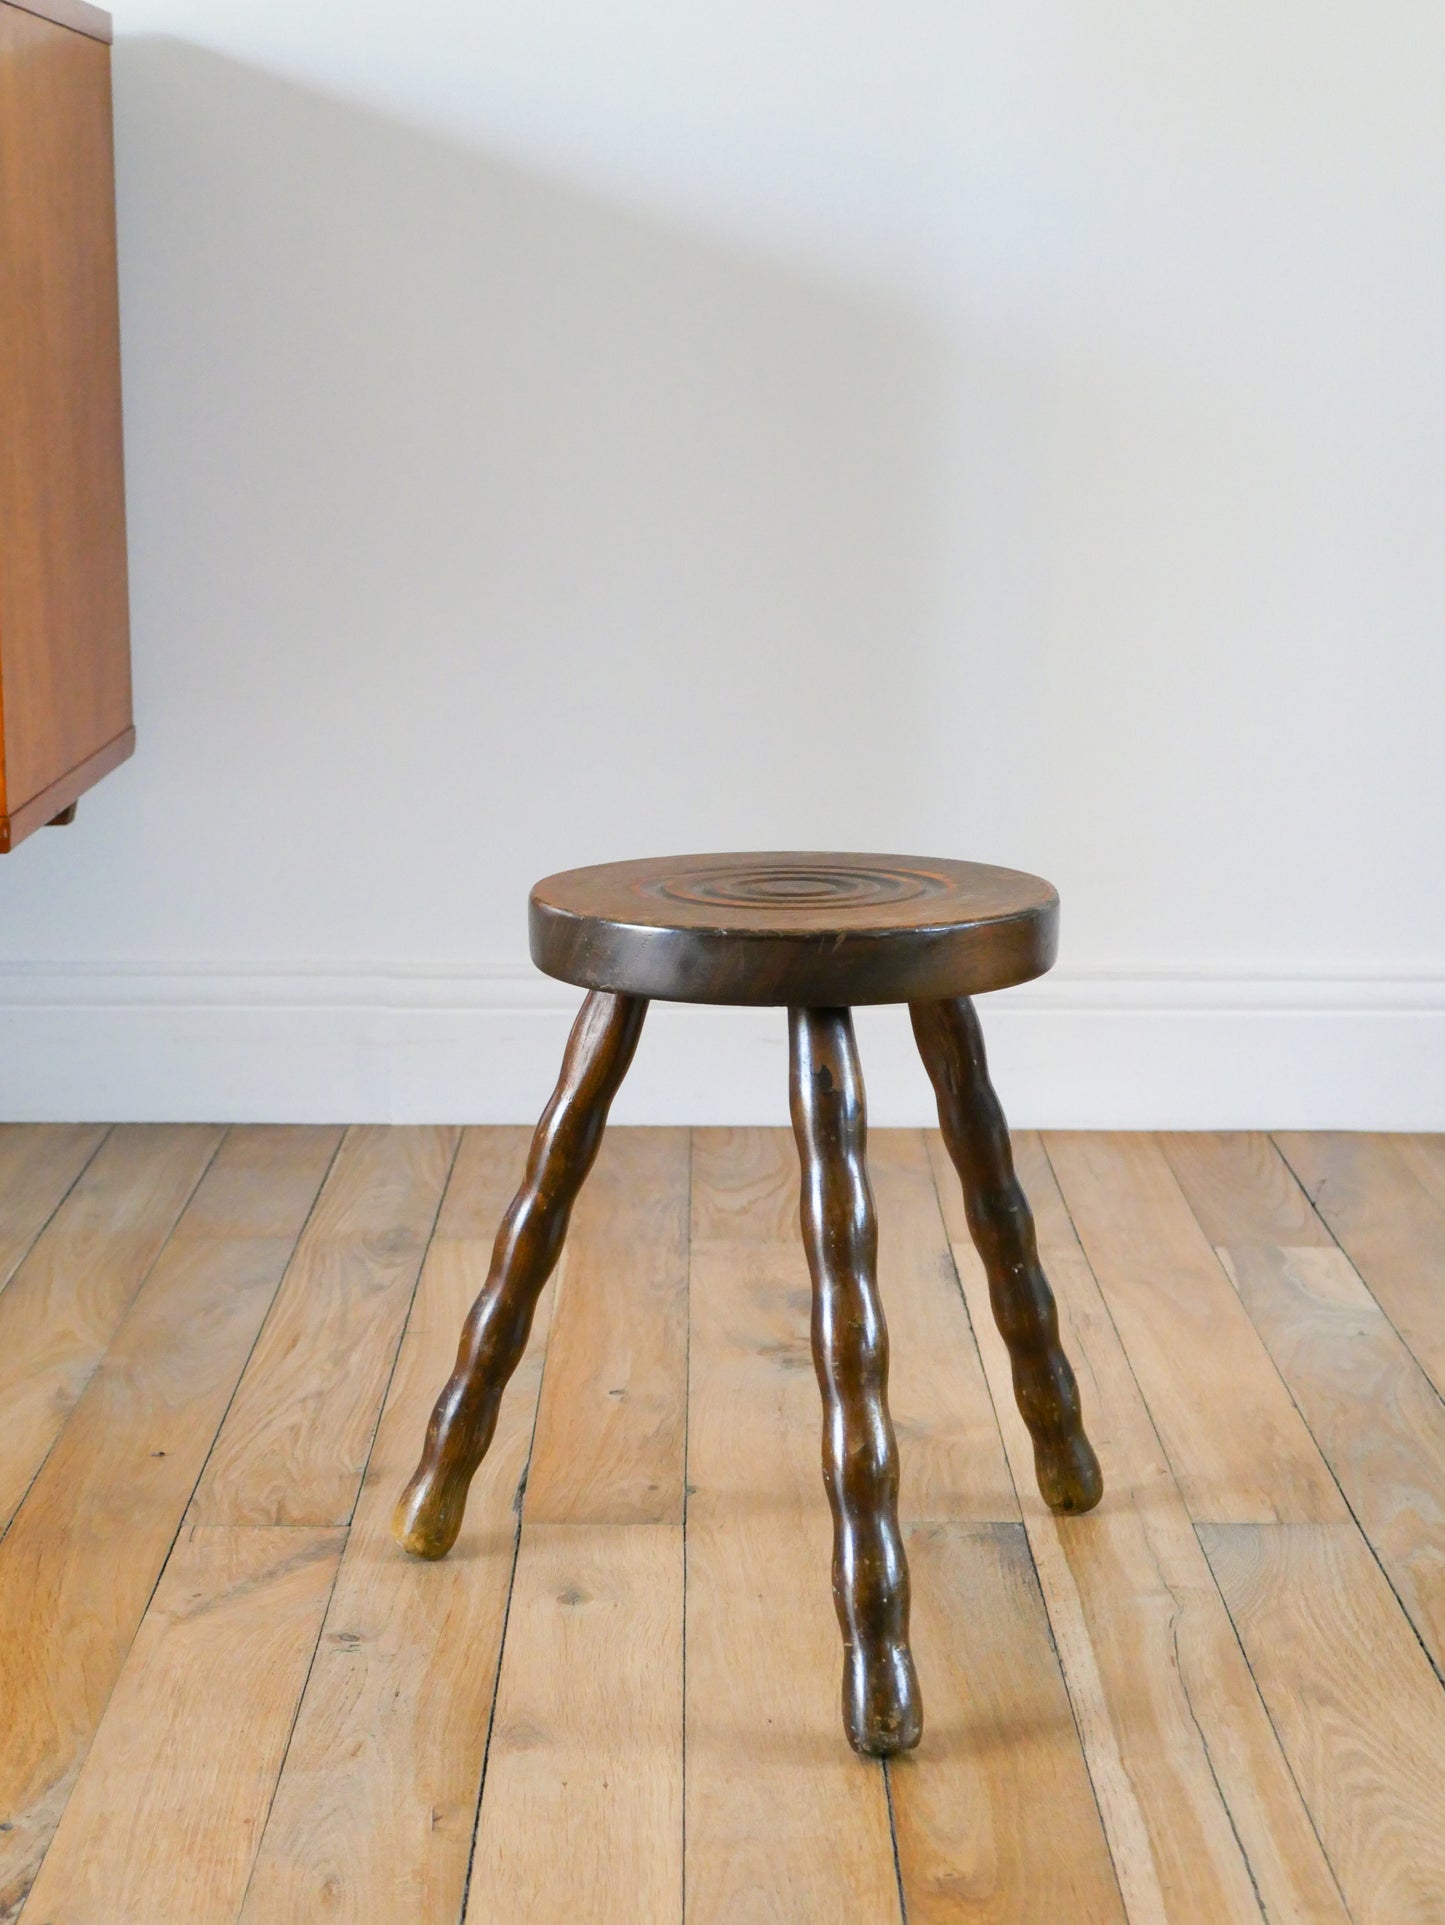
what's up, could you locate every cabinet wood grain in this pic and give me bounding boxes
[0,0,132,851]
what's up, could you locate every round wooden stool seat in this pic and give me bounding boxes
[529,850,1058,1006]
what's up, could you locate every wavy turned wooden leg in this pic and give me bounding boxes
[393,989,647,1559]
[789,1006,922,1757]
[911,996,1103,1515]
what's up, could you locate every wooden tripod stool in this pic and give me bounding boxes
[394,853,1102,1756]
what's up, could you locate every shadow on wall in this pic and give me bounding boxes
[100,38,948,961]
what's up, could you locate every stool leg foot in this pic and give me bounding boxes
[911,996,1103,1515]
[790,1006,922,1758]
[393,990,647,1559]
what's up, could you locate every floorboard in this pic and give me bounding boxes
[1202,1521,1445,1923]
[0,1127,335,1920]
[2,1126,1441,1922]
[1275,1131,1445,1401]
[892,1519,1126,1923]
[20,1524,344,1925]
[190,1126,458,1527]
[685,1129,902,1923]
[933,1131,1350,1923]
[1045,1131,1347,1525]
[870,1128,1017,1528]
[239,1130,551,1924]
[0,1122,108,1297]
[869,1130,1120,1919]
[1165,1130,1445,1681]
[466,1126,688,1922]
[467,1521,685,1925]
[522,1126,690,1526]
[0,1123,223,1532]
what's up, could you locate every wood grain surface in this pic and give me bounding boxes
[467,1121,687,1921]
[1046,1131,1346,1524]
[1202,1522,1445,1923]
[522,1126,689,1524]
[0,1,131,843]
[468,1524,684,1925]
[3,1125,1443,1922]
[0,1124,222,1530]
[1276,1131,1445,1399]
[192,1126,457,1525]
[530,852,1057,1004]
[0,1122,107,1293]
[2,0,112,43]
[891,1520,1125,1924]
[869,1128,1016,1526]
[686,1131,902,1919]
[19,1525,344,1924]
[239,1133,553,1923]
[1165,1128,1445,1678]
[0,1128,332,1918]
[1159,1130,1334,1247]
[940,1132,1350,1923]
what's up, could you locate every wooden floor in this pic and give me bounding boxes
[2,1125,1444,1921]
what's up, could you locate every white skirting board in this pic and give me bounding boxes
[0,963,1439,1129]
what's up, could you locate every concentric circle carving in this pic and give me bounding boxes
[641,862,949,913]
[530,851,1058,1003]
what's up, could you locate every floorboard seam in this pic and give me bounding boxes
[233,1126,458,1920]
[882,1760,909,1925]
[168,1129,346,1553]
[1038,1132,1293,1908]
[1269,1132,1445,1409]
[458,1227,562,1923]
[680,1128,694,1924]
[8,1128,341,1925]
[0,1122,111,1307]
[1164,1563,1270,1919]
[340,1128,463,1530]
[920,1130,1129,1908]
[1189,1522,1360,1925]
[1043,1132,1356,1920]
[228,1525,348,1925]
[1174,1142,1445,1694]
[458,1506,526,1925]
[1222,1345,1445,1694]
[205,1124,354,1925]
[0,1123,228,1551]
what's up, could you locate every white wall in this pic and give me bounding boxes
[1,2,1441,1125]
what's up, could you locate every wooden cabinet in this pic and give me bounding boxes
[0,0,131,852]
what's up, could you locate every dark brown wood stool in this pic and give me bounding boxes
[394,853,1102,1757]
